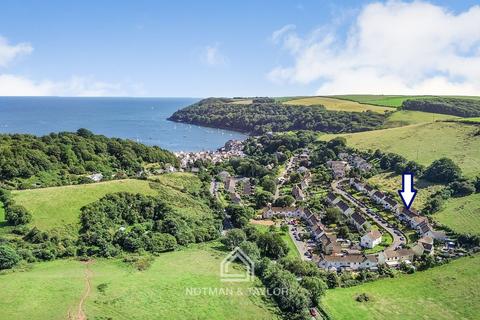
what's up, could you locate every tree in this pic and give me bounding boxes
[323,207,343,225]
[423,158,462,183]
[448,180,475,197]
[254,190,273,208]
[221,229,246,250]
[5,205,32,226]
[226,205,253,228]
[239,241,261,261]
[256,232,289,259]
[326,272,340,288]
[475,176,480,193]
[273,195,295,208]
[0,245,21,270]
[300,276,327,307]
[260,177,276,194]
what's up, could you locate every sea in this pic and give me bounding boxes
[0,97,246,152]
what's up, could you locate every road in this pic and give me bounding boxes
[288,225,310,260]
[331,179,407,251]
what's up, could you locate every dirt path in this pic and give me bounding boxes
[69,260,93,320]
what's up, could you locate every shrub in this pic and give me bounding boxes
[5,205,32,226]
[355,293,371,302]
[423,158,462,183]
[0,245,21,269]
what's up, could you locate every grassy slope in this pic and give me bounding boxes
[283,96,394,113]
[322,254,480,320]
[11,179,157,231]
[0,244,279,320]
[0,260,85,320]
[320,122,480,178]
[367,173,444,211]
[433,193,480,235]
[11,173,210,231]
[383,110,459,127]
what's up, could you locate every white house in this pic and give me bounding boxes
[318,254,378,271]
[378,249,415,267]
[361,230,382,248]
[262,206,304,219]
[88,173,103,182]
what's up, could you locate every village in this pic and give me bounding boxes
[191,139,463,274]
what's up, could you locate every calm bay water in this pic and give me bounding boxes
[0,97,246,152]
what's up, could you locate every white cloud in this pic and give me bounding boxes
[0,36,33,68]
[0,35,142,96]
[201,43,228,66]
[268,1,480,95]
[0,74,143,96]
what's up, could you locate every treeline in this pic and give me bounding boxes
[402,97,480,117]
[78,192,220,256]
[168,98,387,134]
[0,129,178,188]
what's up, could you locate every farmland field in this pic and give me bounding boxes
[332,95,480,108]
[283,96,394,113]
[320,122,480,178]
[0,244,279,320]
[322,254,480,320]
[11,173,210,231]
[433,193,480,235]
[383,110,459,127]
[367,172,444,211]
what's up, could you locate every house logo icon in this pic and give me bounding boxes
[220,247,254,282]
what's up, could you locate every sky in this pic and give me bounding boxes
[0,0,479,97]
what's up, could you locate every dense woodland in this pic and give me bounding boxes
[0,129,178,188]
[402,97,480,117]
[168,98,388,134]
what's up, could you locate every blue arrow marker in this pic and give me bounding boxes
[398,172,417,209]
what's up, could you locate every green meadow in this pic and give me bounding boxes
[283,96,393,113]
[320,122,480,178]
[331,95,425,107]
[11,173,211,231]
[322,254,480,320]
[0,244,279,320]
[433,193,480,235]
[383,110,459,127]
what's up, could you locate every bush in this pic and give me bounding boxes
[5,205,32,226]
[221,229,246,250]
[355,293,371,302]
[423,158,462,183]
[448,180,476,197]
[0,245,21,269]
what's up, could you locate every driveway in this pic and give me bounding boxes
[331,179,407,251]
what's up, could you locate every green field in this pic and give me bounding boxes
[11,173,210,231]
[433,193,480,235]
[331,95,425,107]
[0,244,279,320]
[283,96,394,113]
[320,122,480,178]
[458,117,480,123]
[322,254,480,320]
[383,110,459,127]
[367,173,444,211]
[332,95,480,108]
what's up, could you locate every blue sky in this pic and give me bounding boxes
[0,0,479,97]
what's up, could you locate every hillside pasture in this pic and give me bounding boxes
[11,174,210,231]
[383,110,459,127]
[433,193,480,236]
[332,95,480,108]
[283,96,394,113]
[0,244,279,320]
[320,122,480,178]
[322,254,480,320]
